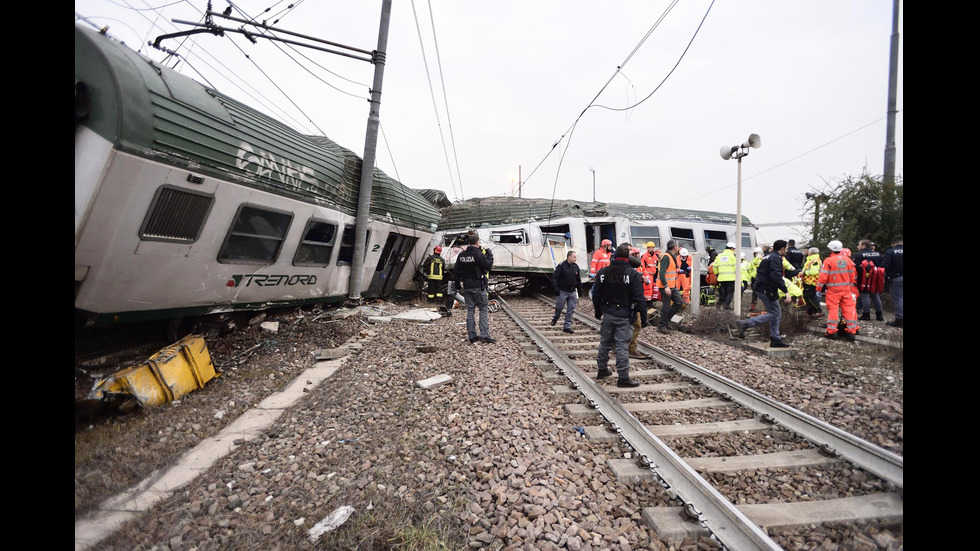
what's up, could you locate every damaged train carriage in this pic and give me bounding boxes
[74,24,440,330]
[429,196,759,292]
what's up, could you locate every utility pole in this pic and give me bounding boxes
[348,0,392,303]
[882,0,900,187]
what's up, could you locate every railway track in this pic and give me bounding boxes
[497,295,902,550]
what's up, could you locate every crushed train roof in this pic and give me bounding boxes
[436,196,755,229]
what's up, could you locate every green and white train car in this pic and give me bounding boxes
[432,196,759,288]
[75,24,440,328]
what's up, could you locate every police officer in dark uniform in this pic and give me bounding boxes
[454,233,495,343]
[591,243,645,387]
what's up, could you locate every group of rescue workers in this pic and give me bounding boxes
[417,232,903,385]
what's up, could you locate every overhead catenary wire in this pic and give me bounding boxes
[667,116,894,209]
[513,0,692,199]
[410,0,461,201]
[427,0,465,201]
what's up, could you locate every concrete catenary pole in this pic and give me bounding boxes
[348,0,392,303]
[882,0,900,187]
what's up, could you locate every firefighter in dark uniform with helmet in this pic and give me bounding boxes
[420,246,445,304]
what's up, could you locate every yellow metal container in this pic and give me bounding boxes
[89,334,218,408]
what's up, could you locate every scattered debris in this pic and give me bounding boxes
[84,334,219,412]
[259,321,279,333]
[416,374,453,389]
[308,506,355,543]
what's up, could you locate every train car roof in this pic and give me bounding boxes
[437,196,755,229]
[74,24,439,230]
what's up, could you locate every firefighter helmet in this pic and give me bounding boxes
[827,240,843,252]
[434,246,442,254]
[630,247,640,256]
[753,247,762,253]
[646,241,656,248]
[679,248,689,257]
[601,239,612,247]
[726,241,736,249]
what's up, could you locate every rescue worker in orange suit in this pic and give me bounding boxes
[639,241,660,304]
[657,240,683,334]
[420,246,445,303]
[800,247,823,317]
[816,239,859,341]
[677,248,693,304]
[589,239,613,279]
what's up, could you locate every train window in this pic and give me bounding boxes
[490,229,527,245]
[629,225,661,249]
[540,224,571,246]
[669,227,696,253]
[703,230,728,254]
[337,226,370,265]
[293,220,338,266]
[740,232,753,250]
[443,232,469,248]
[139,186,214,243]
[218,205,292,264]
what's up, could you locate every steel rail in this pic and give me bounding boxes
[499,296,785,551]
[533,294,904,489]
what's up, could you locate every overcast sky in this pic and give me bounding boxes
[76,0,903,245]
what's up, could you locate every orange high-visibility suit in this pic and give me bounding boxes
[589,248,611,278]
[677,255,692,303]
[817,252,859,335]
[640,250,660,301]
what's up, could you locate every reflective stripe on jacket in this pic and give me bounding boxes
[817,252,856,291]
[802,254,821,285]
[590,249,611,277]
[657,252,679,289]
[713,249,737,281]
[425,255,444,280]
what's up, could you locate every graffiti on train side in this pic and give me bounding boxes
[236,141,316,191]
[227,274,318,288]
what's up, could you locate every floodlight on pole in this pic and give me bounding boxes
[719,133,761,318]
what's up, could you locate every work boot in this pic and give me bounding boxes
[596,369,613,379]
[840,332,856,342]
[875,312,884,321]
[886,319,903,328]
[550,314,559,326]
[823,332,837,340]
[658,326,670,335]
[563,328,575,334]
[616,378,640,388]
[628,350,644,359]
[769,338,790,348]
[734,320,747,339]
[481,336,497,344]
[859,312,871,321]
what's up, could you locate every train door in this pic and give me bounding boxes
[366,233,418,298]
[585,223,616,256]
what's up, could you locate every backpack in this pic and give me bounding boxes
[705,263,718,286]
[859,260,885,293]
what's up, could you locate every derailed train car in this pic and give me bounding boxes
[430,196,760,290]
[74,24,440,330]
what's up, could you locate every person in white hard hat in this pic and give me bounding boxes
[816,239,859,341]
[677,248,693,303]
[739,251,752,292]
[712,242,738,310]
